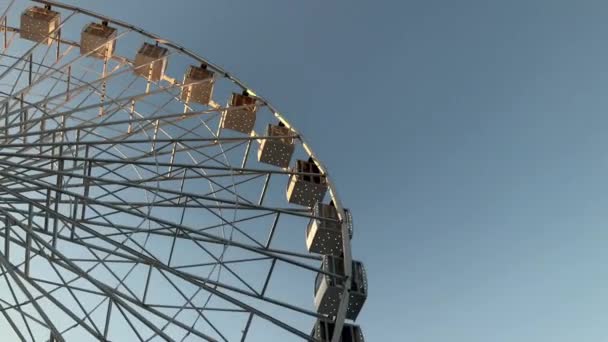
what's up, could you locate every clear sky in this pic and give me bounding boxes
[54,0,608,341]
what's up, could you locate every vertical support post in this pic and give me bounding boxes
[19,94,23,133]
[4,216,10,262]
[44,132,57,232]
[55,28,61,60]
[19,93,27,143]
[168,141,177,177]
[74,129,81,169]
[28,53,33,86]
[70,195,78,240]
[65,65,71,101]
[52,148,64,254]
[258,174,271,206]
[99,59,108,116]
[80,145,91,223]
[60,113,65,141]
[24,203,33,277]
[128,99,134,134]
[241,139,252,169]
[40,105,46,154]
[151,119,159,152]
[103,300,112,339]
[142,265,153,303]
[3,102,8,143]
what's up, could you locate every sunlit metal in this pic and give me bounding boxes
[0,0,366,340]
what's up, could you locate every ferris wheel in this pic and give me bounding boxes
[0,1,368,341]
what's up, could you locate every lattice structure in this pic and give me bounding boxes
[0,1,368,341]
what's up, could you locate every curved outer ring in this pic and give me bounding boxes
[28,1,355,341]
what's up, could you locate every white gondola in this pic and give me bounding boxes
[306,202,344,256]
[133,42,168,81]
[181,64,215,105]
[286,158,327,207]
[315,255,367,320]
[221,91,257,133]
[80,21,117,59]
[20,6,60,45]
[312,321,365,342]
[257,122,295,168]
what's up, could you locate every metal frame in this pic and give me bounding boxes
[0,0,362,340]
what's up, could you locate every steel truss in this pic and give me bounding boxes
[0,1,361,341]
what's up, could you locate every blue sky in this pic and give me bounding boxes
[49,0,608,340]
